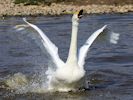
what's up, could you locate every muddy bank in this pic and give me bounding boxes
[0,0,133,16]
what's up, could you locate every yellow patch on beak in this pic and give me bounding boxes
[74,11,80,15]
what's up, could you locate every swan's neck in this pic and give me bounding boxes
[66,21,79,64]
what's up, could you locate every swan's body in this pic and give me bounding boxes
[14,10,119,92]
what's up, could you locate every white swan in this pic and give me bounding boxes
[14,10,119,92]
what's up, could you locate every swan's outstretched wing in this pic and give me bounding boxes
[14,18,64,68]
[78,25,120,67]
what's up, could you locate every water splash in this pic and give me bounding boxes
[4,62,64,93]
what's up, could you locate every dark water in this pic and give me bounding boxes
[0,13,133,100]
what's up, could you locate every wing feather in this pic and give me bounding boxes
[78,25,120,67]
[78,25,107,67]
[14,18,64,68]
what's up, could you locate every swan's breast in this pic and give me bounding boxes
[55,64,85,83]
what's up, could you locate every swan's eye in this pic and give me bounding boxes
[78,9,83,18]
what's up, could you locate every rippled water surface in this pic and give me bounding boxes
[0,13,133,100]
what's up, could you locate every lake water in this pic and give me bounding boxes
[0,13,133,100]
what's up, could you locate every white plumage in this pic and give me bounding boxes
[14,10,119,92]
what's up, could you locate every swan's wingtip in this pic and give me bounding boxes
[23,17,26,20]
[23,18,27,22]
[103,25,107,29]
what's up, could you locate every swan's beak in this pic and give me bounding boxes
[78,9,83,19]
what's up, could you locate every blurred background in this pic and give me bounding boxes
[14,0,133,5]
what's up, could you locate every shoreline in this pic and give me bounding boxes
[0,2,133,16]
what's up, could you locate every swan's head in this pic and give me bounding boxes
[72,10,83,24]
